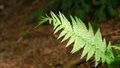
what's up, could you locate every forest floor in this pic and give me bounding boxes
[0,0,120,68]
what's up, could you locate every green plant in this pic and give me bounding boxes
[35,11,120,68]
[25,0,120,24]
[111,44,120,67]
[33,50,37,59]
[94,0,119,21]
[22,29,29,36]
[91,21,99,29]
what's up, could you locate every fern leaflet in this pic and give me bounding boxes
[36,11,116,67]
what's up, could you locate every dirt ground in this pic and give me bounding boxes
[0,0,120,68]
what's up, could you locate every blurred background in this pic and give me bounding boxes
[0,0,120,68]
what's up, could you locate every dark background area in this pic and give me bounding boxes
[0,0,120,68]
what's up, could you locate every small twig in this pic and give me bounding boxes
[103,29,120,36]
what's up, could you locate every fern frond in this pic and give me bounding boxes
[112,46,120,51]
[37,11,115,67]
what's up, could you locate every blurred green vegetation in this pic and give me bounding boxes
[22,29,29,36]
[25,0,120,28]
[112,44,120,67]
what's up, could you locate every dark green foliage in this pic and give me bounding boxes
[118,12,120,18]
[91,21,99,29]
[107,5,117,17]
[22,29,29,36]
[33,51,37,58]
[111,44,120,68]
[25,0,120,24]
[24,0,57,24]
[24,7,45,24]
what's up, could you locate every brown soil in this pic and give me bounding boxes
[0,0,120,68]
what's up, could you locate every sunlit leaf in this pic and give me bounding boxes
[35,11,117,68]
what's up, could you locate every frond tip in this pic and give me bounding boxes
[36,11,115,68]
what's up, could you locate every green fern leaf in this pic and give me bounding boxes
[88,23,94,37]
[59,12,72,31]
[101,38,107,65]
[86,45,95,61]
[50,12,61,24]
[54,25,64,34]
[95,50,101,67]
[106,42,115,67]
[112,46,120,50]
[81,43,91,59]
[34,17,49,29]
[61,31,73,42]
[48,18,52,24]
[36,11,116,68]
[70,16,78,34]
[65,34,78,47]
[71,36,85,54]
[53,22,60,30]
[57,29,67,39]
